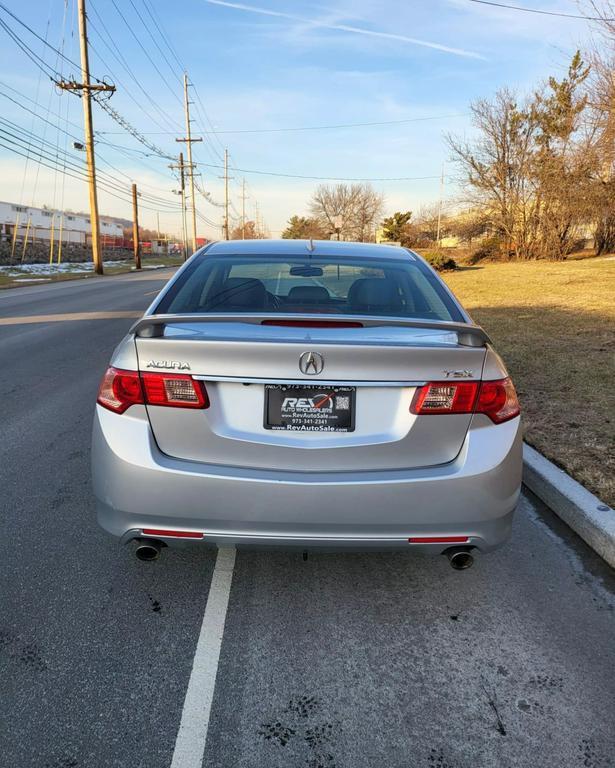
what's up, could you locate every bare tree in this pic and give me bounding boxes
[309,183,384,242]
[446,89,539,258]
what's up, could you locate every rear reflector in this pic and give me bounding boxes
[97,367,209,413]
[408,536,469,543]
[410,377,520,424]
[142,529,204,539]
[261,320,363,328]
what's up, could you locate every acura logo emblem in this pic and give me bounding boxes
[299,351,324,375]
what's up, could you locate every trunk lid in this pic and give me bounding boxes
[134,320,487,471]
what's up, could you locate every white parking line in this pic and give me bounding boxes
[170,546,237,768]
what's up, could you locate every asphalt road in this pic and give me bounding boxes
[1,270,614,768]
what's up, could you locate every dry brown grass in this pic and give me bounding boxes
[442,257,615,508]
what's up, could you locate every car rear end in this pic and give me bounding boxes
[92,241,522,561]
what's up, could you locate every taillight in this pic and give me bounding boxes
[475,377,520,424]
[97,367,144,413]
[410,377,520,424]
[410,381,479,415]
[97,368,209,413]
[141,372,209,408]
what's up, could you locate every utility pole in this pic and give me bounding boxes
[55,0,115,275]
[170,152,189,261]
[132,183,141,270]
[176,73,202,253]
[224,149,230,240]
[254,201,260,239]
[240,177,247,239]
[436,163,445,249]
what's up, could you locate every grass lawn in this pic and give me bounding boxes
[440,257,615,508]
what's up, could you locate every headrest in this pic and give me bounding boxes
[347,277,401,311]
[287,285,330,303]
[213,277,267,309]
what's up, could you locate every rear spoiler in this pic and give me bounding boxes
[131,313,490,347]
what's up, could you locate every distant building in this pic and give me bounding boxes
[375,227,400,246]
[0,201,124,246]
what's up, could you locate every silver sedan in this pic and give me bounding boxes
[92,240,522,569]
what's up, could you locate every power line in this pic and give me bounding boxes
[0,118,183,211]
[93,96,175,160]
[465,0,613,21]
[0,16,59,81]
[108,0,183,108]
[87,1,181,133]
[141,0,185,73]
[127,0,181,83]
[0,79,83,135]
[193,160,444,182]
[0,81,174,189]
[0,2,94,79]
[87,36,177,135]
[96,112,469,136]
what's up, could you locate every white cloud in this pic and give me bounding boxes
[205,0,487,59]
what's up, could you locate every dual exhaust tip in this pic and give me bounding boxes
[133,538,474,569]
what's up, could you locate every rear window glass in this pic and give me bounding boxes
[155,254,464,322]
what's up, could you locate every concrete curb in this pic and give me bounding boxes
[523,443,615,568]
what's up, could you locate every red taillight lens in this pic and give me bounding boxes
[475,377,520,424]
[141,372,209,408]
[97,367,144,413]
[410,377,520,424]
[97,368,209,413]
[410,381,479,415]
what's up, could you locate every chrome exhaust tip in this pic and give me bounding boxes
[445,547,474,570]
[134,538,163,562]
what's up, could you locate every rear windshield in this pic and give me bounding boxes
[155,253,464,322]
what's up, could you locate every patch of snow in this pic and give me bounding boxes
[0,260,132,277]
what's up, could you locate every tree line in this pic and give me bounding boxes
[273,9,614,261]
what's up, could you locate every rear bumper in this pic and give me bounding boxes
[91,406,522,553]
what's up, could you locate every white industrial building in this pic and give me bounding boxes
[0,201,124,245]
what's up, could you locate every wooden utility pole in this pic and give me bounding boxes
[56,0,114,275]
[10,213,19,262]
[57,215,64,264]
[132,183,141,270]
[170,152,189,260]
[49,214,55,265]
[223,149,230,240]
[176,73,202,253]
[21,217,31,262]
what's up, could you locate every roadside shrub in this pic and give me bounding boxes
[422,251,457,271]
[467,236,502,264]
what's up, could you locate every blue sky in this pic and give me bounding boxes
[0,0,598,238]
